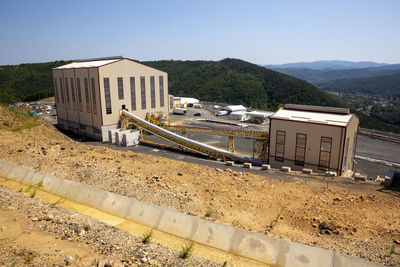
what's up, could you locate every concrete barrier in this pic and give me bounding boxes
[4,165,31,182]
[261,164,271,170]
[125,199,163,228]
[73,184,109,209]
[190,217,235,251]
[230,228,280,265]
[0,159,385,267]
[54,178,84,200]
[0,161,15,177]
[277,239,333,267]
[97,191,133,217]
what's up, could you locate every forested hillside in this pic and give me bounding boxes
[318,72,400,100]
[143,58,343,110]
[0,61,70,103]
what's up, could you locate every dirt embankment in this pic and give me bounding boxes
[0,105,399,266]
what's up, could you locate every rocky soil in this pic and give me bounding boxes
[0,105,399,266]
[0,185,218,266]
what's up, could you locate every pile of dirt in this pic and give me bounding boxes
[0,106,399,266]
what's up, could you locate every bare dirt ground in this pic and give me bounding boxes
[0,185,217,266]
[0,105,399,266]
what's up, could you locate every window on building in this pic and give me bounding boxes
[65,78,70,109]
[159,76,164,107]
[169,95,174,110]
[53,78,58,104]
[150,76,156,108]
[70,78,76,111]
[104,78,112,114]
[275,130,285,162]
[318,137,332,170]
[343,137,350,170]
[59,78,65,106]
[295,133,307,166]
[77,78,83,112]
[141,76,146,109]
[117,77,124,100]
[130,77,136,111]
[122,104,126,110]
[84,78,90,113]
[91,78,97,114]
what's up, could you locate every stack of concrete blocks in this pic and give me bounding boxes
[107,129,139,147]
[0,160,384,267]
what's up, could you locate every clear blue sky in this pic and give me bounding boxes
[0,0,399,65]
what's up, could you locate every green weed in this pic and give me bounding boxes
[181,242,194,259]
[269,203,287,229]
[50,196,65,207]
[142,229,153,244]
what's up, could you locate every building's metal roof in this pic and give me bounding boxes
[54,59,121,69]
[224,105,247,112]
[271,107,353,127]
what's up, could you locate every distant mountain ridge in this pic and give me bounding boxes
[265,60,390,70]
[264,62,400,84]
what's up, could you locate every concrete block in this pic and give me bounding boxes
[243,163,252,169]
[4,165,31,183]
[125,199,163,228]
[326,171,337,177]
[261,164,271,170]
[281,166,291,172]
[277,239,333,267]
[0,160,16,177]
[333,252,384,267]
[101,124,118,142]
[97,191,133,218]
[226,161,235,166]
[230,228,280,265]
[108,129,118,144]
[190,218,235,251]
[302,168,313,174]
[40,174,65,194]
[72,184,109,208]
[23,171,45,186]
[54,179,84,200]
[157,209,195,239]
[116,130,127,146]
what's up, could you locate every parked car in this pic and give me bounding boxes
[216,110,228,116]
[173,108,187,115]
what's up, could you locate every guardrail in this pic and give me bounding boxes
[121,110,264,165]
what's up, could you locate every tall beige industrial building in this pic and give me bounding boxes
[52,57,170,141]
[268,104,359,176]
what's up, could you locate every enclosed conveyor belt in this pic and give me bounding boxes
[164,125,268,139]
[121,110,264,165]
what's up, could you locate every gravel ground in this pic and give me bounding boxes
[0,185,219,267]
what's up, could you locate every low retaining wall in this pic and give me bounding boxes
[0,160,382,267]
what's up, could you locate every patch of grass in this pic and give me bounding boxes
[269,202,287,230]
[205,210,212,217]
[50,196,65,207]
[142,229,153,244]
[222,260,228,267]
[389,245,395,256]
[83,224,91,231]
[1,105,40,132]
[24,181,43,198]
[180,242,194,259]
[23,254,35,264]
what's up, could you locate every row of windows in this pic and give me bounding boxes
[54,77,97,115]
[274,131,333,170]
[54,75,166,116]
[103,76,165,115]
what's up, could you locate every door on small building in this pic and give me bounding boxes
[318,136,332,170]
